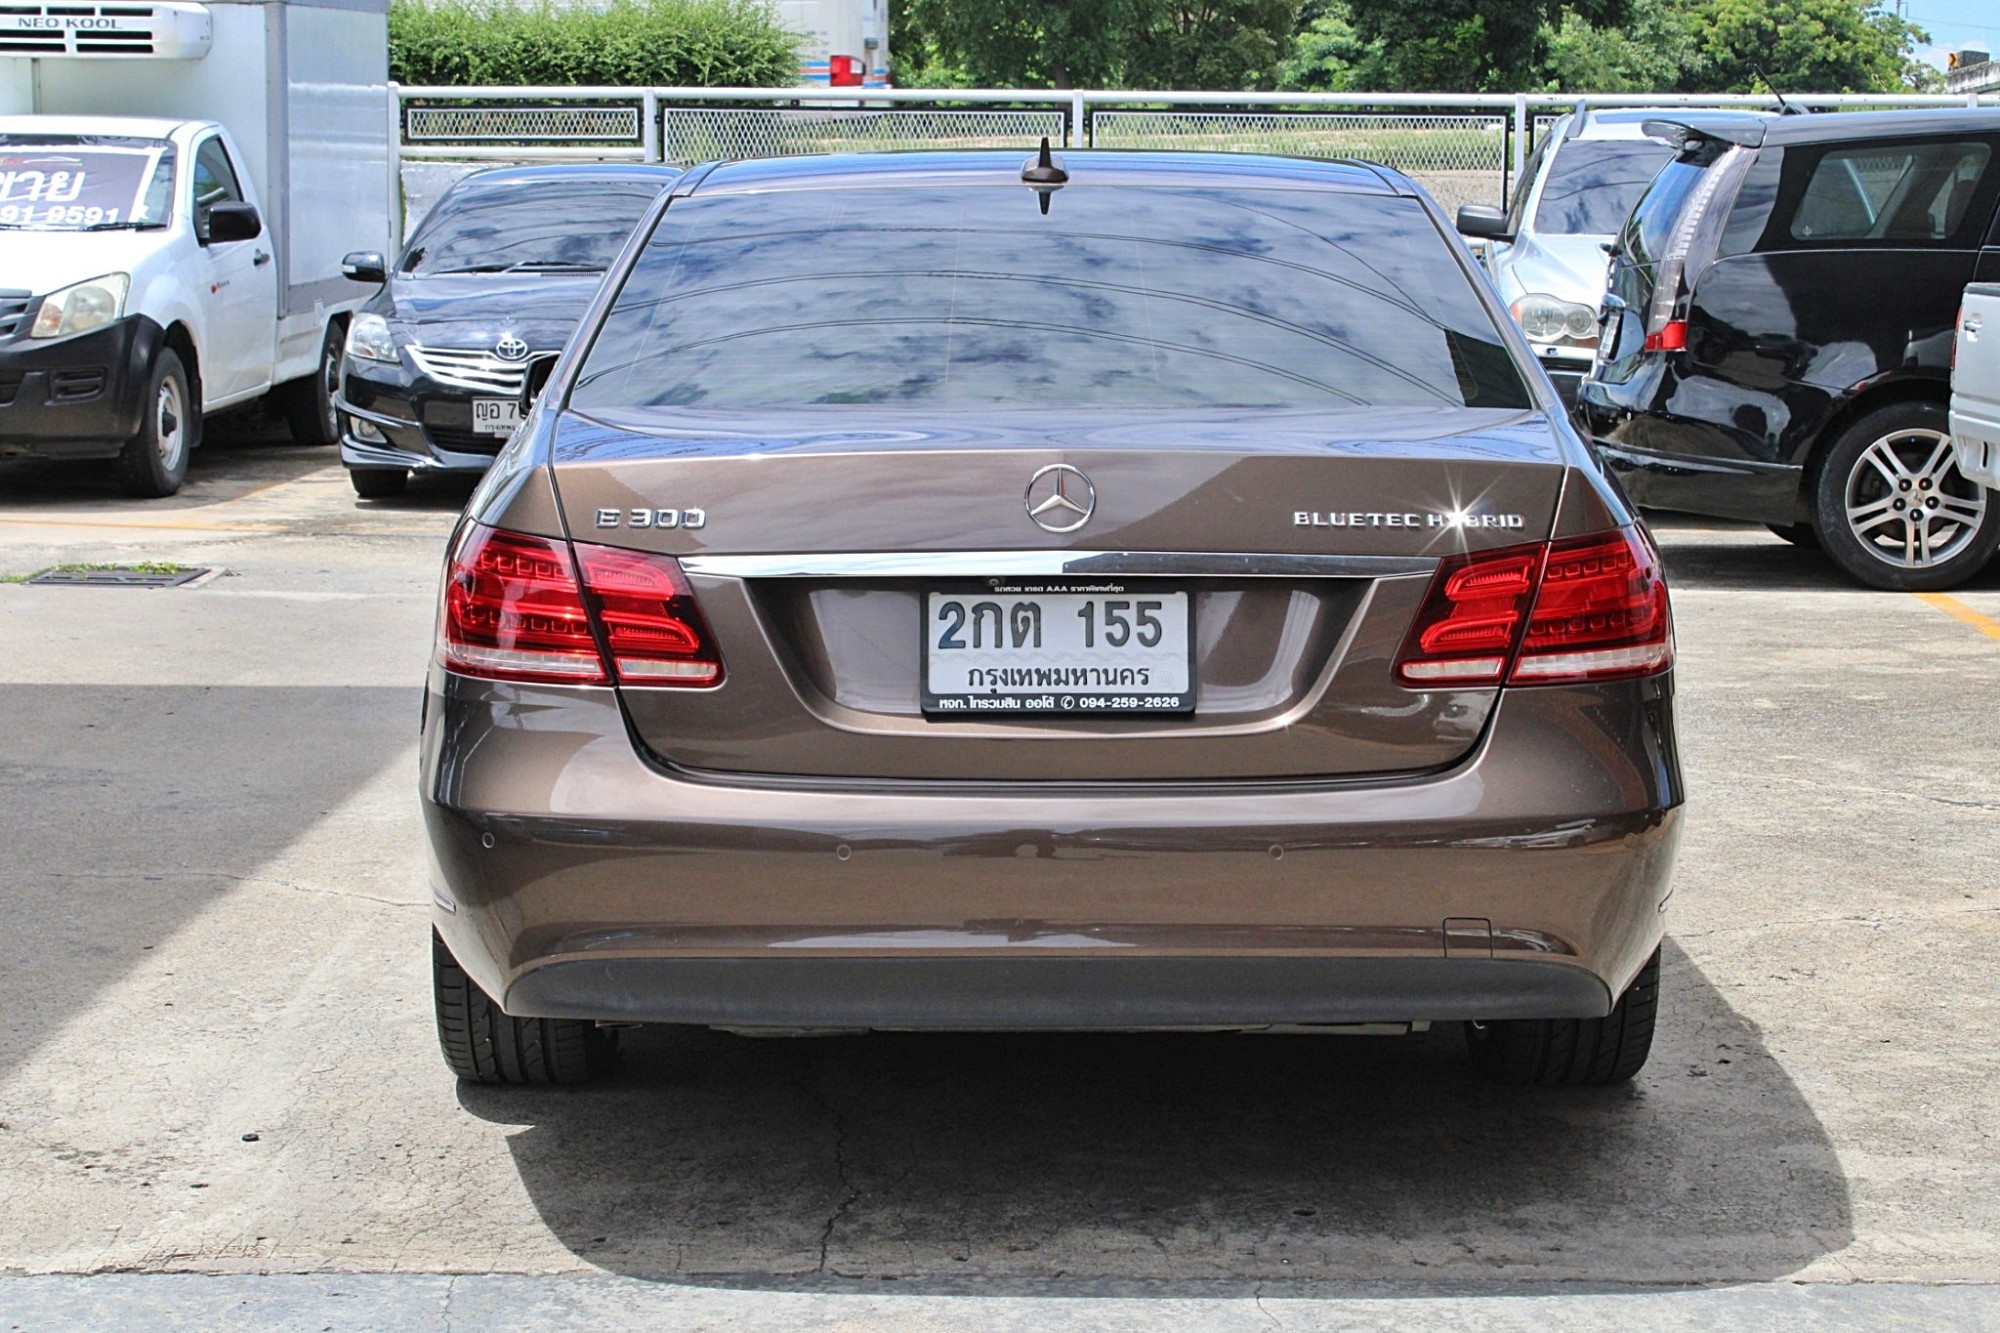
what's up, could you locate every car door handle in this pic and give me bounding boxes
[253,250,271,267]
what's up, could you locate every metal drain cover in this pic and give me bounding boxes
[26,566,211,589]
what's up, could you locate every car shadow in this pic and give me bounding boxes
[1647,514,2000,593]
[457,939,1850,1288]
[354,471,480,512]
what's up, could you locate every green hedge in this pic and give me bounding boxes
[390,0,800,87]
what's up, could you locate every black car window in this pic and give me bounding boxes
[1789,140,1992,243]
[401,179,666,275]
[191,137,243,242]
[573,185,1531,413]
[1506,137,1549,234]
[1619,141,1730,270]
[1533,139,1677,236]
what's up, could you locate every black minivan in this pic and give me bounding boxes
[1578,109,2000,589]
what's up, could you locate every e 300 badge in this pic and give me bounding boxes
[595,507,706,530]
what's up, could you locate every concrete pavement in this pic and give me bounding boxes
[0,433,1996,1325]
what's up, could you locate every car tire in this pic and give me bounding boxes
[114,349,195,499]
[1465,947,1659,1086]
[1765,523,1818,549]
[1810,401,2000,591]
[432,930,615,1085]
[281,320,344,447]
[349,467,407,499]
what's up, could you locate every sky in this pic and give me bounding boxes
[1903,0,2000,72]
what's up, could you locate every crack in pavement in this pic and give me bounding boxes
[802,1046,862,1278]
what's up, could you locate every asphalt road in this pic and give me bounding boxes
[0,429,1997,1328]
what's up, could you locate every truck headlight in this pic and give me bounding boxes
[345,312,399,364]
[1511,293,1599,346]
[30,273,131,339]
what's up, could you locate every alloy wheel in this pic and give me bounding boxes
[1842,427,1986,569]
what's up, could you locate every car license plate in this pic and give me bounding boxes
[472,398,523,435]
[922,583,1194,716]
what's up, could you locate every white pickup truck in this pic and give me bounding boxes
[0,0,393,497]
[1955,284,2000,491]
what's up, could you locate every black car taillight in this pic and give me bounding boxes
[438,523,722,688]
[1395,526,1672,687]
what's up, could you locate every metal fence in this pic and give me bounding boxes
[391,84,1999,239]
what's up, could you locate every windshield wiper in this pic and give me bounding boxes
[0,219,167,232]
[504,260,605,272]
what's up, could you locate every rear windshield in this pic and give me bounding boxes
[0,136,174,231]
[1533,139,1676,235]
[403,178,667,275]
[1620,142,1730,268]
[571,185,1531,413]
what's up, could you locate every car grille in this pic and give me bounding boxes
[422,423,506,456]
[0,291,33,340]
[408,345,531,395]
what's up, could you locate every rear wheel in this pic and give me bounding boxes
[349,467,407,499]
[1810,402,2000,591]
[114,349,195,498]
[432,930,614,1085]
[1465,948,1659,1086]
[281,319,344,446]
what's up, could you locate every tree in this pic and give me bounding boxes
[1541,0,1691,92]
[1278,2,1380,91]
[1340,0,1630,92]
[895,0,1302,89]
[1674,0,1936,93]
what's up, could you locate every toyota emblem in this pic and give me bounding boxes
[1025,463,1095,533]
[494,335,530,362]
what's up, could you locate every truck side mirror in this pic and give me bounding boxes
[341,251,388,285]
[206,202,263,244]
[1456,204,1513,242]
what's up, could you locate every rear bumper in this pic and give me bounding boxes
[0,315,161,457]
[509,955,1615,1027]
[425,668,1683,1029]
[1954,407,2000,489]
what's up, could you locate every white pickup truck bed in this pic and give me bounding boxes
[1955,284,2000,489]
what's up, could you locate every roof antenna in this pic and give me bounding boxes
[1021,136,1068,215]
[1751,65,1803,115]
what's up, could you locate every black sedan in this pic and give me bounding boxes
[334,163,679,498]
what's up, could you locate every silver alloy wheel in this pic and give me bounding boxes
[155,373,186,471]
[1842,427,1986,569]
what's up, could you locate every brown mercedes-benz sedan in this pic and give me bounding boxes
[423,149,1682,1088]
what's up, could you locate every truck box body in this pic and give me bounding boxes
[0,0,393,384]
[1955,284,2000,489]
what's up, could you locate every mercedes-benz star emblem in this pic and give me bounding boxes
[494,335,530,362]
[1025,463,1095,533]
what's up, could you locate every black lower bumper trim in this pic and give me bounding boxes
[502,954,1615,1028]
[0,315,162,453]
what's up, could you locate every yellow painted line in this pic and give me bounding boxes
[0,516,284,533]
[1916,592,2000,644]
[224,476,301,503]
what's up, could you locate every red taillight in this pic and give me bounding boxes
[572,541,723,686]
[1641,320,1687,353]
[439,525,606,684]
[829,54,864,86]
[438,524,722,688]
[1511,529,1672,684]
[1395,527,1672,688]
[1396,543,1543,684]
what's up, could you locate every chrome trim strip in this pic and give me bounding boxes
[680,551,1438,579]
